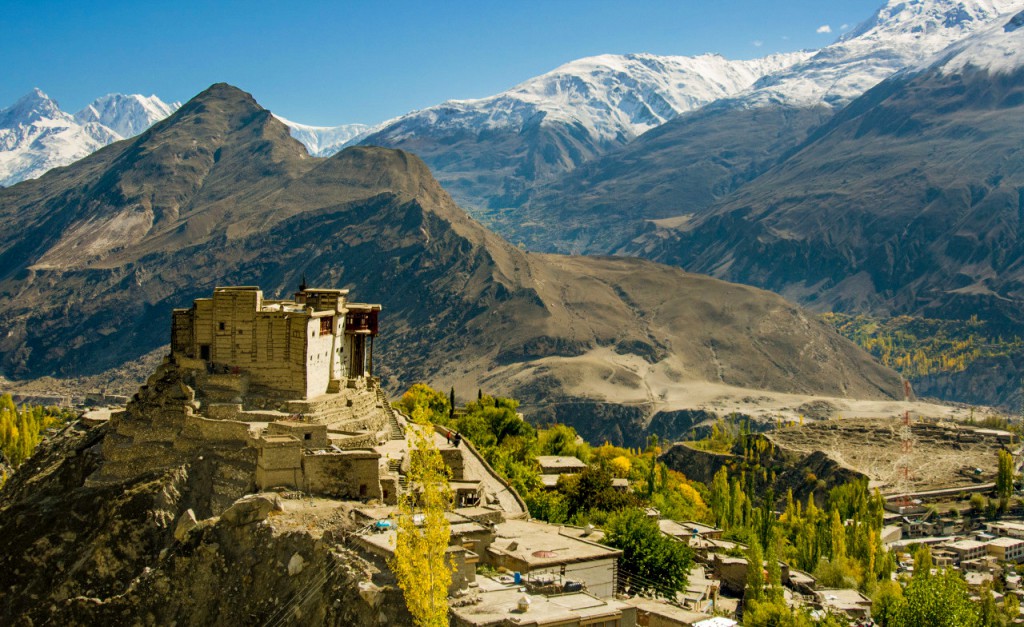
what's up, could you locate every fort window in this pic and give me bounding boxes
[237,329,243,335]
[200,344,210,360]
[218,322,225,331]
[304,432,312,441]
[320,316,333,336]
[359,484,367,498]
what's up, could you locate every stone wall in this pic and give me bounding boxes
[303,450,382,500]
[268,421,328,449]
[256,437,303,490]
[440,447,466,480]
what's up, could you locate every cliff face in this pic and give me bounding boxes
[0,361,408,625]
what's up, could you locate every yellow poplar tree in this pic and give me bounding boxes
[389,423,454,627]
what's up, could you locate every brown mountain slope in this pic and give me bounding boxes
[0,83,904,444]
[629,42,1024,329]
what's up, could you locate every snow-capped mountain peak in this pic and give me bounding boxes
[735,0,1024,108]
[364,50,813,150]
[0,89,178,187]
[916,7,1024,74]
[74,93,180,138]
[274,115,373,157]
[0,88,65,127]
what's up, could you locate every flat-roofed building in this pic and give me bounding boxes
[986,521,1024,540]
[987,536,1024,562]
[537,456,587,474]
[450,587,637,627]
[945,539,988,564]
[816,589,872,620]
[658,520,723,545]
[487,519,622,599]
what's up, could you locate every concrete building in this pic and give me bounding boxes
[986,521,1024,540]
[945,539,988,564]
[624,597,715,626]
[815,589,872,620]
[450,586,637,627]
[537,455,588,490]
[987,536,1024,563]
[487,519,622,599]
[658,520,724,545]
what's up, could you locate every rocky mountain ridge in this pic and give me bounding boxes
[0,83,905,446]
[499,0,1024,254]
[353,51,810,212]
[629,7,1024,328]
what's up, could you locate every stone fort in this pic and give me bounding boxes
[89,284,520,518]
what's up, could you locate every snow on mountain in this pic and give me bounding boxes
[366,51,813,147]
[734,0,1024,108]
[74,93,180,138]
[917,7,1024,74]
[0,89,116,187]
[0,89,178,187]
[274,115,372,157]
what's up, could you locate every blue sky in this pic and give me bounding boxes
[3,0,883,126]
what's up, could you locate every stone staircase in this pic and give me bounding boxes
[387,458,408,491]
[380,390,406,441]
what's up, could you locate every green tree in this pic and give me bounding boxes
[891,568,980,627]
[601,508,692,599]
[872,579,905,627]
[394,384,451,425]
[561,465,636,521]
[745,536,765,604]
[1004,592,1019,624]
[537,424,591,460]
[709,467,730,529]
[997,449,1015,505]
[389,423,454,627]
[743,598,814,627]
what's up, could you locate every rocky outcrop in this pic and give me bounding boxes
[0,392,410,625]
[88,356,258,516]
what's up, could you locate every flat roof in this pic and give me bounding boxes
[623,597,712,623]
[694,618,739,627]
[988,521,1024,530]
[539,474,562,488]
[658,519,720,538]
[536,456,587,470]
[488,519,620,567]
[947,540,987,550]
[451,588,629,626]
[988,536,1024,547]
[817,588,871,610]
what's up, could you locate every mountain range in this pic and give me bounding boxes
[0,84,905,445]
[632,7,1024,322]
[0,89,179,187]
[4,0,1023,414]
[501,0,1024,253]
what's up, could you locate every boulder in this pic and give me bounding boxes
[220,494,280,526]
[174,509,198,541]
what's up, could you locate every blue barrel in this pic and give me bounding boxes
[513,571,522,584]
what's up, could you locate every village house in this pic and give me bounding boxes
[536,455,588,490]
